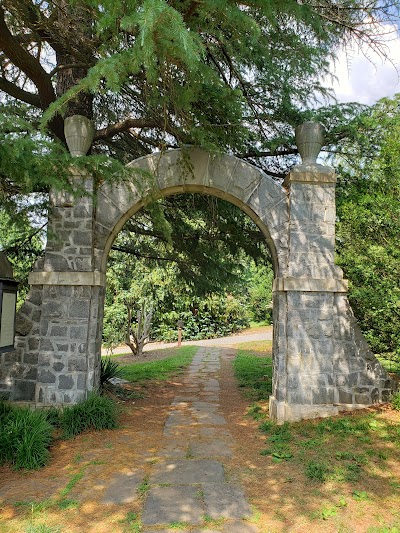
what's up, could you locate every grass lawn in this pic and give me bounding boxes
[233,340,273,401]
[118,345,198,383]
[234,341,400,532]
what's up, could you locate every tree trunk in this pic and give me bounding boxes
[56,1,93,120]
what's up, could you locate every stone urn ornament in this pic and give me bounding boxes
[64,115,95,157]
[295,121,325,165]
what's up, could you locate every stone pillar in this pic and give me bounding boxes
[27,174,105,405]
[270,163,344,421]
[270,163,395,423]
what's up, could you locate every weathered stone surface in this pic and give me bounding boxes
[2,150,394,420]
[203,484,252,519]
[150,460,224,485]
[12,379,35,401]
[190,440,232,458]
[102,471,144,504]
[58,374,74,390]
[142,486,204,525]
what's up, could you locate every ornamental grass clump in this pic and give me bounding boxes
[0,402,53,470]
[100,357,123,389]
[60,392,118,439]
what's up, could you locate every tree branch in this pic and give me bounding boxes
[94,118,174,141]
[240,148,298,158]
[0,6,56,109]
[49,62,91,78]
[0,76,41,107]
[111,245,187,265]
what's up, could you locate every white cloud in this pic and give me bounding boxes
[326,24,400,105]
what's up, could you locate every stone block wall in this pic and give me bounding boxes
[0,268,43,401]
[333,295,394,404]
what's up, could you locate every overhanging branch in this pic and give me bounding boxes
[0,76,41,107]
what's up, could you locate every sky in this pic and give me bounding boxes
[327,23,400,105]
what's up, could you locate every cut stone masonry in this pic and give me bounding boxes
[0,148,395,422]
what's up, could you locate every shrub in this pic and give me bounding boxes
[61,393,118,439]
[0,398,13,423]
[0,405,53,470]
[43,406,62,427]
[392,391,400,411]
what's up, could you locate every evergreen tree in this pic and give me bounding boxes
[1,0,399,198]
[332,95,400,357]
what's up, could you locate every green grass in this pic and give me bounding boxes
[391,391,400,410]
[233,348,272,401]
[248,320,272,328]
[120,346,197,383]
[233,351,400,505]
[59,467,86,498]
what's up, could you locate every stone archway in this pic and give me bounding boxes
[1,148,395,423]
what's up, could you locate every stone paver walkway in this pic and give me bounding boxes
[140,347,258,532]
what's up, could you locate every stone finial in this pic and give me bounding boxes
[64,115,95,157]
[295,121,325,165]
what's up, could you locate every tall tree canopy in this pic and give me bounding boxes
[1,0,399,200]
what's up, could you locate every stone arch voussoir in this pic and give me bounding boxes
[94,148,289,275]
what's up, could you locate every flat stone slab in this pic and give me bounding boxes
[190,440,232,458]
[173,395,200,400]
[192,412,227,425]
[199,427,232,438]
[163,426,200,438]
[203,483,252,519]
[165,411,196,427]
[191,401,219,411]
[150,460,224,484]
[141,486,204,525]
[102,471,144,504]
[158,439,188,458]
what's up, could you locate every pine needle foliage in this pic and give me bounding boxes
[1,0,399,197]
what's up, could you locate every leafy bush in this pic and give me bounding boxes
[391,391,400,411]
[0,403,53,470]
[61,393,118,439]
[152,294,250,342]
